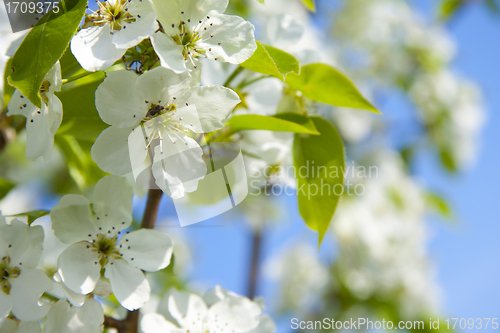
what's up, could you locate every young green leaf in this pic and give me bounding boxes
[438,0,464,21]
[7,210,50,226]
[285,63,380,113]
[55,135,107,189]
[0,178,15,200]
[294,117,345,246]
[8,0,88,107]
[300,0,316,12]
[228,113,319,135]
[56,76,108,141]
[255,0,265,4]
[240,42,300,81]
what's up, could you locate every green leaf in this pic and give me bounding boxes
[426,192,454,220]
[294,117,345,246]
[0,178,15,200]
[300,0,316,11]
[2,59,15,107]
[8,0,88,107]
[7,210,50,226]
[285,63,380,113]
[59,48,84,80]
[55,135,107,189]
[438,0,464,20]
[255,0,265,3]
[228,113,319,135]
[56,76,108,141]
[240,42,300,81]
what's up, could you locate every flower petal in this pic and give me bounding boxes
[91,126,134,176]
[70,25,127,72]
[50,195,97,245]
[0,219,44,268]
[0,292,12,325]
[178,85,240,132]
[111,0,157,49]
[95,70,144,128]
[141,313,180,333]
[44,298,104,333]
[206,296,261,332]
[179,0,228,28]
[14,321,42,333]
[173,104,204,133]
[151,0,180,35]
[92,175,134,233]
[248,315,276,333]
[10,268,51,321]
[120,229,173,272]
[136,66,193,104]
[6,89,37,118]
[57,242,100,295]
[105,259,150,310]
[0,318,17,333]
[200,12,256,64]
[167,289,208,331]
[150,32,189,74]
[53,272,86,307]
[152,134,207,199]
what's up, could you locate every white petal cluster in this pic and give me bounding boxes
[50,176,174,310]
[71,0,158,71]
[142,286,275,333]
[151,0,257,73]
[7,62,63,163]
[0,213,52,324]
[332,151,441,318]
[91,67,240,199]
[410,70,486,168]
[264,243,329,314]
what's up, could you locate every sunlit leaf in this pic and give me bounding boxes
[286,63,379,113]
[0,178,15,200]
[240,42,300,81]
[8,0,88,107]
[228,113,319,135]
[56,76,108,141]
[294,117,345,246]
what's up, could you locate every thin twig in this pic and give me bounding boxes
[248,228,262,300]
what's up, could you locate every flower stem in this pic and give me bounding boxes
[61,70,102,85]
[223,66,245,88]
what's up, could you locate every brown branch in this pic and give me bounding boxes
[140,189,163,229]
[104,189,163,333]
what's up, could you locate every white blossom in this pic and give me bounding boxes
[90,67,240,199]
[70,0,158,71]
[0,214,52,323]
[44,299,104,333]
[142,286,275,333]
[50,176,174,310]
[7,62,62,163]
[150,0,256,73]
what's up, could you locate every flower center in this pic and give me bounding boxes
[171,23,204,60]
[0,256,20,295]
[83,0,136,31]
[93,234,121,266]
[40,80,51,105]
